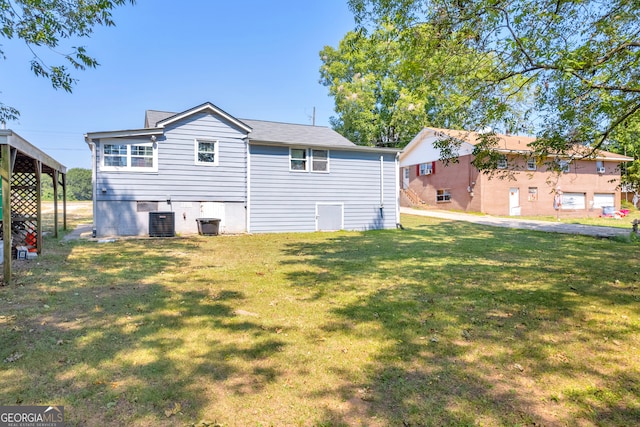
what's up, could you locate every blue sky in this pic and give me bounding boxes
[0,0,356,169]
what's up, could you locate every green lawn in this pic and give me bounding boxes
[1,212,639,426]
[519,207,640,229]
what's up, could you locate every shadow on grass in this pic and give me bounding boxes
[0,237,286,426]
[281,220,640,426]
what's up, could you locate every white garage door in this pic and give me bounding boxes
[561,192,586,210]
[593,193,615,209]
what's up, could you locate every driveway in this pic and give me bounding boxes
[400,207,632,238]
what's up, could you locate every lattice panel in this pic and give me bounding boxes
[7,157,38,248]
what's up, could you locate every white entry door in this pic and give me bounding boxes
[403,167,410,189]
[509,187,521,216]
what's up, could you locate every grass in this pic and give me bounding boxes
[1,207,639,426]
[518,207,640,229]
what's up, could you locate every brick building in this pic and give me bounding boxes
[400,127,633,217]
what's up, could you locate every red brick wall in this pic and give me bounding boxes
[407,155,482,211]
[406,155,623,217]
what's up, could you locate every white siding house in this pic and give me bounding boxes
[85,102,400,236]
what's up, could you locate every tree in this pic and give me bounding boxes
[347,0,640,167]
[320,22,529,147]
[66,167,92,200]
[607,119,640,201]
[0,0,135,123]
[40,167,92,200]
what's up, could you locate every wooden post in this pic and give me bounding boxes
[35,160,42,253]
[53,170,59,238]
[1,144,11,284]
[62,172,67,231]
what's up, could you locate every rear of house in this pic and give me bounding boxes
[400,127,632,217]
[85,102,400,237]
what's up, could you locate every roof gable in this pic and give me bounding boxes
[144,108,358,149]
[154,102,252,133]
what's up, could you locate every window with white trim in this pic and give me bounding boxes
[555,158,571,173]
[131,145,154,167]
[419,162,433,176]
[497,155,508,169]
[311,149,329,172]
[290,148,307,171]
[527,157,537,171]
[103,144,127,167]
[290,148,331,172]
[102,142,156,171]
[195,139,219,165]
[436,189,451,202]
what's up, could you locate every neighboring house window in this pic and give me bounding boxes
[102,142,156,171]
[528,187,538,201]
[290,148,307,171]
[418,162,434,176]
[596,160,605,174]
[527,157,537,171]
[311,149,329,172]
[436,189,451,202]
[558,159,571,173]
[497,156,508,169]
[195,139,218,165]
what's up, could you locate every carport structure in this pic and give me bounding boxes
[0,130,67,285]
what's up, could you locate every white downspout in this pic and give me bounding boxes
[395,152,400,225]
[380,155,384,209]
[86,137,98,237]
[245,138,251,233]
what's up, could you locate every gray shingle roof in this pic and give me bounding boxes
[144,109,356,148]
[240,119,356,148]
[145,110,175,128]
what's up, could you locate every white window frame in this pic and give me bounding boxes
[101,141,157,172]
[527,157,537,171]
[195,139,219,166]
[497,156,508,169]
[436,189,451,202]
[419,163,433,176]
[290,148,308,172]
[290,148,331,173]
[311,149,330,173]
[558,159,571,173]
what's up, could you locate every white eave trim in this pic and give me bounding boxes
[157,102,253,134]
[84,128,164,141]
[248,139,401,154]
